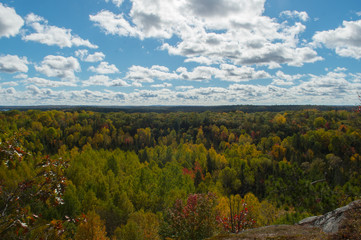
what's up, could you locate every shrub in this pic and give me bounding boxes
[160,193,218,240]
[217,195,256,233]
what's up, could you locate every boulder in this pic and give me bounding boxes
[298,200,361,233]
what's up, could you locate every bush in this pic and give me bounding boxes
[160,193,218,240]
[217,195,256,233]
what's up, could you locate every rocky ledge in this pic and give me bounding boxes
[210,199,361,240]
[297,199,361,234]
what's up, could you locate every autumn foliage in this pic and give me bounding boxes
[1,108,361,239]
[161,193,218,240]
[0,133,69,239]
[217,195,256,233]
[75,211,109,240]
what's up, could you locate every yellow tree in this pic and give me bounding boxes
[75,211,109,240]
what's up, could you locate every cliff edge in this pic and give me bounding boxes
[209,200,361,240]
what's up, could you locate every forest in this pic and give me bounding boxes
[1,107,361,239]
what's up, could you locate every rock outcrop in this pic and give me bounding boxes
[297,199,361,234]
[210,200,361,239]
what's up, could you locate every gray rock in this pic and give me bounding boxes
[298,200,361,234]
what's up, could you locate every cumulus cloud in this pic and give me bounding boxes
[23,13,97,49]
[271,70,303,86]
[89,10,140,38]
[151,83,172,88]
[177,64,270,82]
[216,64,270,82]
[35,55,80,80]
[334,67,347,72]
[351,73,361,83]
[313,20,361,59]
[125,65,179,83]
[0,54,28,73]
[0,3,24,38]
[175,86,194,91]
[83,74,129,87]
[3,70,361,105]
[0,81,18,87]
[105,0,124,7]
[294,71,352,98]
[90,0,321,68]
[123,64,271,84]
[83,75,110,86]
[69,89,128,103]
[88,61,119,74]
[280,10,309,22]
[75,49,105,62]
[177,66,215,81]
[25,77,77,87]
[132,82,143,87]
[13,73,28,79]
[2,87,17,95]
[26,85,42,96]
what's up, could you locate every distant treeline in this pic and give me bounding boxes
[0,105,356,113]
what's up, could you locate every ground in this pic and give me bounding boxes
[208,225,327,240]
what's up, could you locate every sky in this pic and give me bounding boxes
[0,0,360,106]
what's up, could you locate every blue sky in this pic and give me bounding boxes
[0,0,360,106]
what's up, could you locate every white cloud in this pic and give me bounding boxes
[0,54,28,73]
[26,85,42,96]
[90,0,321,68]
[177,64,270,82]
[85,52,105,62]
[351,73,361,83]
[271,70,303,86]
[111,79,130,87]
[105,0,124,7]
[23,13,97,49]
[0,81,18,87]
[216,64,271,82]
[69,89,127,103]
[75,49,88,60]
[151,83,172,88]
[75,49,105,62]
[13,73,28,79]
[35,55,80,80]
[125,65,179,83]
[313,20,361,59]
[132,82,143,87]
[25,77,77,87]
[176,66,215,81]
[280,10,309,22]
[175,85,194,91]
[3,71,361,105]
[88,61,119,74]
[124,64,270,84]
[83,74,129,87]
[89,10,140,38]
[334,67,347,72]
[0,3,24,38]
[82,75,110,86]
[2,87,17,95]
[294,71,352,98]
